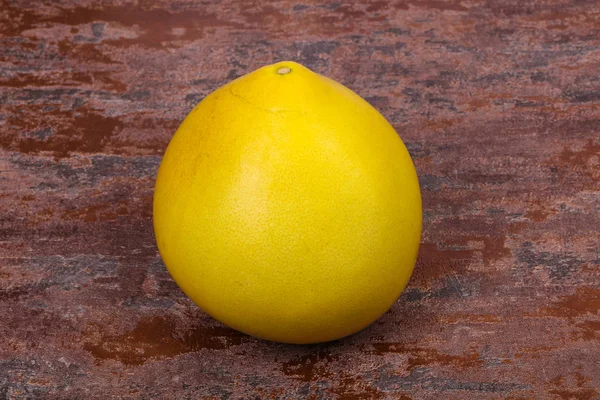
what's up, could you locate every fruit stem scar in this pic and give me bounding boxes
[277,67,291,75]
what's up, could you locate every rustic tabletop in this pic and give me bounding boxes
[1,0,599,399]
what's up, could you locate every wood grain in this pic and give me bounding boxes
[1,0,599,398]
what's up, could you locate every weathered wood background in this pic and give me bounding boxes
[1,0,599,398]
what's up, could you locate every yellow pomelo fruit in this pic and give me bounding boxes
[153,61,421,344]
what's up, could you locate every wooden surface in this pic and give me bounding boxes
[1,0,599,398]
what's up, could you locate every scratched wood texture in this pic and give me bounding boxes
[1,0,599,399]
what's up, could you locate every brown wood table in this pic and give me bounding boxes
[1,1,599,398]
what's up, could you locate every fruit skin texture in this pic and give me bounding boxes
[153,61,422,344]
